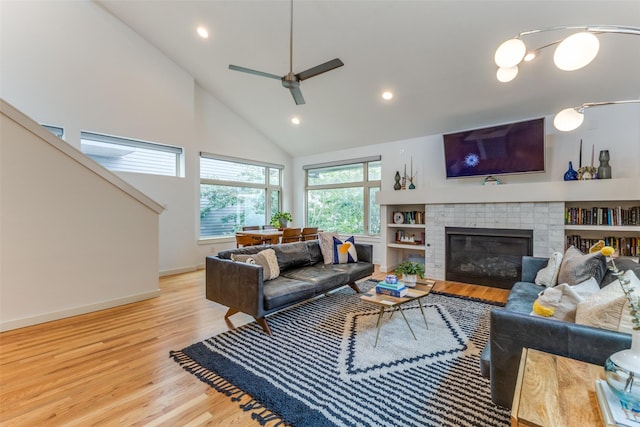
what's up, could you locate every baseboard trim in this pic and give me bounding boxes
[159,265,202,277]
[0,289,161,332]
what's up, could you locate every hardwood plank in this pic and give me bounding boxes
[0,269,506,426]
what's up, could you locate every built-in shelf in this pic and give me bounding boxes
[388,243,426,250]
[565,225,640,232]
[387,223,425,229]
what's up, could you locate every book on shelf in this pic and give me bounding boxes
[565,206,640,226]
[595,379,640,427]
[377,281,406,290]
[375,285,408,297]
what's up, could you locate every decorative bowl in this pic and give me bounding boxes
[385,274,398,284]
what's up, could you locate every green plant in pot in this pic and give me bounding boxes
[395,261,425,287]
[270,211,293,228]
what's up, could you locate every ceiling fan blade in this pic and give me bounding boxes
[296,58,344,81]
[289,86,305,105]
[228,64,282,80]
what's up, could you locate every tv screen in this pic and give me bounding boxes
[443,117,545,179]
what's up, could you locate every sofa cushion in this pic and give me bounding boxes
[231,248,280,280]
[273,242,314,270]
[328,261,374,283]
[333,235,358,264]
[534,251,563,287]
[263,277,316,311]
[281,264,350,294]
[505,282,545,314]
[557,246,607,286]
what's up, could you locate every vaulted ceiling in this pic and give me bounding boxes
[96,1,640,157]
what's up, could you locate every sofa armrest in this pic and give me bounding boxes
[521,256,549,283]
[205,256,265,318]
[355,243,373,264]
[489,308,631,408]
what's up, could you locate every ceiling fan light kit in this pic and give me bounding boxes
[228,0,343,105]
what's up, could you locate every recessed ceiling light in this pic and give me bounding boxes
[382,91,393,100]
[291,117,300,125]
[197,26,209,39]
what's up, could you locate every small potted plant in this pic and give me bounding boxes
[270,211,293,228]
[395,261,425,287]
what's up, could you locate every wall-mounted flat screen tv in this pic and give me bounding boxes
[443,117,545,179]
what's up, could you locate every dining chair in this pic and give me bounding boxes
[280,228,302,244]
[242,225,260,231]
[301,227,319,241]
[262,225,275,230]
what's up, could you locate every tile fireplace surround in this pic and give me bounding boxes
[425,202,565,281]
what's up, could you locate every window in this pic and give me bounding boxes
[305,156,381,235]
[80,131,183,177]
[42,124,64,138]
[200,153,283,238]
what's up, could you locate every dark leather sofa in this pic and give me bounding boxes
[480,255,639,408]
[206,240,374,335]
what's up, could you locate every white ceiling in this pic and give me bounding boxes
[96,0,640,157]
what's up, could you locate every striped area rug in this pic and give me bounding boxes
[170,281,510,426]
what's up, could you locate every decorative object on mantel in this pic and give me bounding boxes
[482,175,501,186]
[563,161,578,181]
[408,156,416,190]
[577,166,596,180]
[393,171,401,190]
[598,150,612,179]
[600,246,640,413]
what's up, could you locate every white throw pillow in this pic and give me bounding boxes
[576,270,640,333]
[535,251,564,287]
[531,277,600,322]
[318,231,339,265]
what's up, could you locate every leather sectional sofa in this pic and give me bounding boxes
[480,255,639,408]
[206,240,374,335]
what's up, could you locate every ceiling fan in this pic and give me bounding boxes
[228,0,344,105]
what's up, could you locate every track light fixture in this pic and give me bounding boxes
[553,100,640,131]
[494,25,640,82]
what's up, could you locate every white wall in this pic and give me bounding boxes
[0,0,292,276]
[294,106,640,265]
[1,104,162,330]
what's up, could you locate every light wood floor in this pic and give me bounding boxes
[0,270,508,426]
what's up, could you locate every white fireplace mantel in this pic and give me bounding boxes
[376,177,638,205]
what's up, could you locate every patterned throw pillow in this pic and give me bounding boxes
[534,251,564,287]
[231,248,280,280]
[557,246,606,286]
[332,236,358,264]
[318,231,339,265]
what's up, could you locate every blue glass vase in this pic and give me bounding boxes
[563,161,578,181]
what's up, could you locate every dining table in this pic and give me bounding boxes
[235,229,283,244]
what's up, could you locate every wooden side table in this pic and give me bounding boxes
[511,348,605,427]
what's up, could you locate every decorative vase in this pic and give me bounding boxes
[402,274,417,287]
[394,171,401,190]
[604,330,640,412]
[598,150,612,179]
[563,161,578,181]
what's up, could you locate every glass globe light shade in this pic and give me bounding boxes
[554,32,600,71]
[554,107,585,131]
[496,66,518,82]
[495,38,526,68]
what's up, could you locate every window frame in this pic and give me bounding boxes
[80,131,184,177]
[304,156,381,236]
[199,152,284,239]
